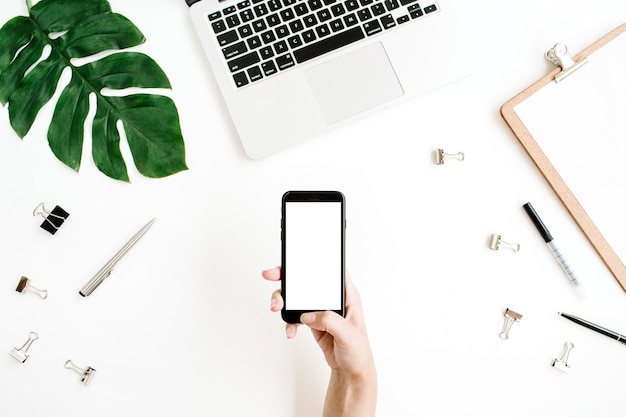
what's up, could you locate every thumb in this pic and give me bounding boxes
[300,311,353,343]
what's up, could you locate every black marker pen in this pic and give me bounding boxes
[523,202,582,287]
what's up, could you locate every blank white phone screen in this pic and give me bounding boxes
[285,201,342,310]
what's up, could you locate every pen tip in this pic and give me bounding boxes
[557,311,562,315]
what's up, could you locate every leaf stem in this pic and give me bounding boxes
[26,0,33,12]
[27,15,124,122]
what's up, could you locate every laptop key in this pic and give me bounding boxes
[247,35,262,49]
[212,20,227,34]
[344,0,359,11]
[252,19,267,32]
[238,24,253,37]
[363,20,382,36]
[276,53,296,70]
[274,40,289,54]
[331,4,346,16]
[248,65,263,82]
[302,29,317,43]
[223,41,248,59]
[228,51,261,72]
[240,9,255,22]
[276,25,290,38]
[280,8,296,21]
[294,4,309,16]
[397,14,409,24]
[226,15,241,28]
[262,60,278,76]
[267,13,281,26]
[329,18,345,31]
[371,3,386,16]
[268,0,283,11]
[254,4,269,17]
[217,29,239,46]
[259,45,275,59]
[343,13,358,26]
[357,9,372,21]
[315,23,330,37]
[317,9,332,22]
[293,26,364,63]
[410,8,423,18]
[384,0,399,10]
[289,19,305,32]
[308,0,324,10]
[380,14,396,29]
[233,71,249,87]
[303,14,318,27]
[208,11,222,21]
[288,34,304,48]
[261,30,277,43]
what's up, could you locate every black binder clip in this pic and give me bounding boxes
[33,202,69,235]
[10,331,39,363]
[65,360,96,385]
[15,276,48,299]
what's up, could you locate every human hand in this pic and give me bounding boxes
[262,267,372,374]
[262,267,377,416]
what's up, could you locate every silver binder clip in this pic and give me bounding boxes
[499,308,522,340]
[65,360,96,385]
[33,202,70,235]
[15,276,48,299]
[545,43,589,83]
[489,234,520,252]
[434,149,464,165]
[552,341,575,373]
[10,331,39,363]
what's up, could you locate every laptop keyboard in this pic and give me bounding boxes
[209,0,440,88]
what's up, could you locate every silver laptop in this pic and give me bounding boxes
[186,0,472,158]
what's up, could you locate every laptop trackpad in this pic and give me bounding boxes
[305,42,404,125]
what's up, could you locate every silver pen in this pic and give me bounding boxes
[80,218,156,297]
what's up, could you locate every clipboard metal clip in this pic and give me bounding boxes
[545,43,589,83]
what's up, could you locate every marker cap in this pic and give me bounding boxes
[523,202,553,242]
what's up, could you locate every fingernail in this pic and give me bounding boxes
[270,298,277,309]
[286,326,295,339]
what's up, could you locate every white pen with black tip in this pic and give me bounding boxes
[523,202,582,288]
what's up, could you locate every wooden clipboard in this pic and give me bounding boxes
[501,23,626,292]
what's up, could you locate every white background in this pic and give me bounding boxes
[1,1,626,416]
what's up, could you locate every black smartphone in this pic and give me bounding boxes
[281,191,346,323]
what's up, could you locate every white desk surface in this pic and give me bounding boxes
[2,1,626,416]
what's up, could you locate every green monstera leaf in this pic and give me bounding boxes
[0,0,187,182]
